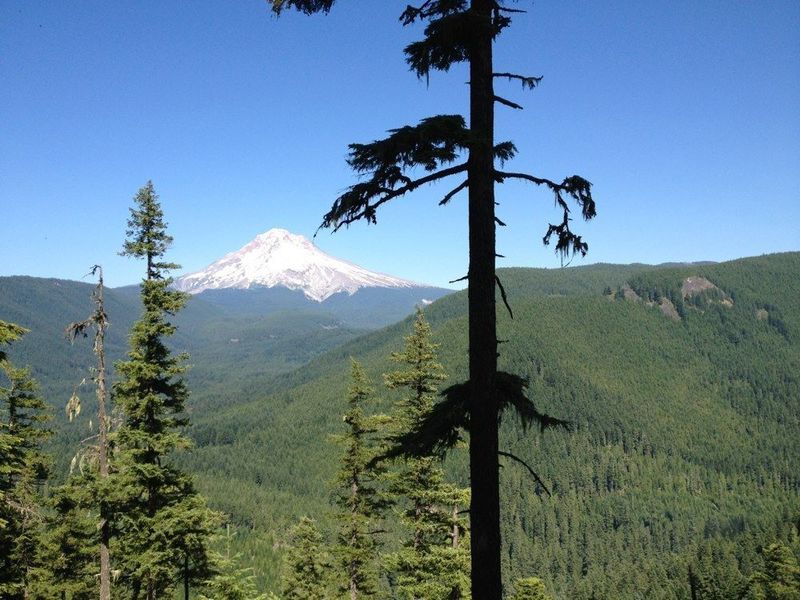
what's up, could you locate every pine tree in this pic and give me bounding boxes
[383,309,470,599]
[333,360,388,600]
[0,326,51,599]
[113,181,218,600]
[281,516,332,599]
[267,4,593,597]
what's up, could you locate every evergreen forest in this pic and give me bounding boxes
[2,1,799,598]
[2,226,799,597]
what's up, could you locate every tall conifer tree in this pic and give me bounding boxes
[113,181,217,600]
[267,4,593,597]
[0,325,51,598]
[281,516,332,600]
[333,360,388,600]
[384,309,470,599]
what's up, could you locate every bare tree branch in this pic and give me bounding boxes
[440,179,469,206]
[495,275,513,319]
[498,450,551,496]
[495,170,560,189]
[494,94,523,110]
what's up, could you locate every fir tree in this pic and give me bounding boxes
[744,542,800,600]
[0,326,51,599]
[333,360,388,600]
[199,527,269,600]
[113,181,218,600]
[30,476,98,599]
[383,309,470,599]
[0,321,26,363]
[281,516,332,600]
[267,4,592,597]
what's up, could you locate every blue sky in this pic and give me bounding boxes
[2,1,798,288]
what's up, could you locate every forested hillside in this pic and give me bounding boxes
[2,255,798,597]
[0,277,368,475]
[177,254,800,597]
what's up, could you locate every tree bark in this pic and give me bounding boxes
[467,1,501,598]
[97,269,111,600]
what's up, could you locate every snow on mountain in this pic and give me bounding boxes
[174,228,422,302]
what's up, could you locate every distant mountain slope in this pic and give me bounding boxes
[180,253,800,596]
[190,284,451,329]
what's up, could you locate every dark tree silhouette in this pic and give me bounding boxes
[268,3,596,598]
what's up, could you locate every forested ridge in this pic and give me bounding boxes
[180,253,800,596]
[2,253,799,598]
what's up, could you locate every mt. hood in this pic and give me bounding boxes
[174,228,422,302]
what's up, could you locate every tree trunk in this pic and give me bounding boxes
[467,1,501,599]
[97,269,111,600]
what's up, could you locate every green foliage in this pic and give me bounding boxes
[510,577,553,600]
[177,254,800,595]
[744,541,800,600]
[332,360,388,598]
[4,254,800,596]
[0,329,51,598]
[0,320,27,362]
[111,181,219,598]
[199,527,270,600]
[281,516,332,599]
[30,475,99,599]
[688,538,748,599]
[383,309,470,599]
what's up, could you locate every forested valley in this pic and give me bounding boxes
[2,0,799,598]
[2,196,799,598]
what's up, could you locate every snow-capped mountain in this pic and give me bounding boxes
[174,228,422,302]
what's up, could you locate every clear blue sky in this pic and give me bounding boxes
[2,1,798,288]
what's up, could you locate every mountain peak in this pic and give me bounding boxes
[174,228,421,301]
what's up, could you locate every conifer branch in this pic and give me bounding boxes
[399,0,437,25]
[494,170,596,258]
[494,6,526,15]
[493,72,542,89]
[449,274,469,284]
[498,451,551,496]
[322,162,468,232]
[269,0,334,15]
